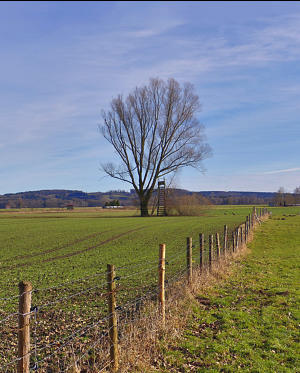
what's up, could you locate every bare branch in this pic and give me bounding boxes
[100,78,212,216]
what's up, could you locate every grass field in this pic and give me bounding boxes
[0,205,298,304]
[0,205,299,370]
[0,205,265,298]
[159,210,300,372]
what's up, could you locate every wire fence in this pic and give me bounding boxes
[0,207,269,372]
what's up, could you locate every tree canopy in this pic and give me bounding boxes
[101,78,212,216]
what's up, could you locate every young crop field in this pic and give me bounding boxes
[0,205,298,370]
[0,205,263,299]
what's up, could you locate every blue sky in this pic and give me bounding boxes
[0,1,299,194]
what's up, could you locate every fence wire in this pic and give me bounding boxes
[0,210,269,371]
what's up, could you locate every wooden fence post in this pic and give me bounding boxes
[199,233,204,271]
[158,243,166,327]
[232,231,236,253]
[215,233,220,260]
[209,235,213,270]
[187,237,192,284]
[107,264,119,373]
[18,281,32,373]
[223,225,228,253]
[240,226,243,246]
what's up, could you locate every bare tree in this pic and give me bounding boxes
[274,186,286,206]
[293,186,300,204]
[100,78,212,216]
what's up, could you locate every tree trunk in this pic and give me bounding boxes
[140,196,150,217]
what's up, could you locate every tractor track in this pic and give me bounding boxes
[1,227,146,270]
[1,230,111,263]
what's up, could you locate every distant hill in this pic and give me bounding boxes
[0,188,278,209]
[0,189,136,209]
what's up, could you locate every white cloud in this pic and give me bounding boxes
[185,168,300,193]
[1,6,300,193]
[262,167,300,175]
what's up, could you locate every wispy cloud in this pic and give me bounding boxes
[262,168,300,175]
[125,19,185,38]
[1,3,300,193]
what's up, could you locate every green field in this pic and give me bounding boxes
[0,205,299,370]
[159,210,300,372]
[0,205,264,297]
[0,205,298,305]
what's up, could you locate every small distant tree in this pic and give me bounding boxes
[101,78,212,216]
[284,193,295,206]
[274,187,285,206]
[112,199,120,206]
[105,199,120,207]
[16,198,23,209]
[294,186,300,204]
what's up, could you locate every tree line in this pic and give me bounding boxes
[272,187,300,206]
[1,188,299,209]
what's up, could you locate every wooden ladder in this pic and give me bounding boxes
[157,181,166,216]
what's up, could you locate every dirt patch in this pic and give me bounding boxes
[195,296,211,306]
[257,289,289,297]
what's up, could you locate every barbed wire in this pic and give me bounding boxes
[33,270,108,293]
[0,239,244,327]
[0,215,263,370]
[2,349,32,371]
[0,225,247,303]
[166,250,186,262]
[117,262,159,282]
[35,311,115,356]
[37,282,109,310]
[0,271,108,303]
[98,358,113,373]
[35,324,114,367]
[0,252,183,304]
[165,267,187,287]
[0,289,33,303]
[117,256,157,270]
[0,311,19,325]
[117,247,188,270]
[70,340,111,372]
[0,309,38,326]
[0,244,238,320]
[2,249,242,370]
[118,286,159,316]
[166,255,186,267]
[2,287,158,370]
